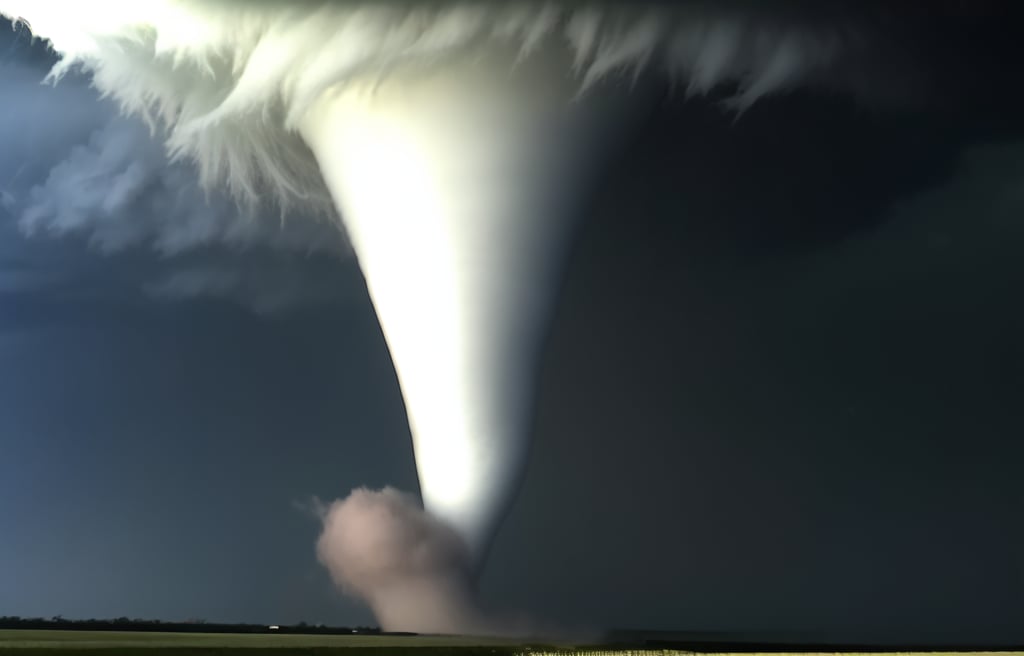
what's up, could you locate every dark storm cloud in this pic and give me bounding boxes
[0,266,60,294]
[0,21,350,314]
[18,118,342,257]
[481,106,1024,643]
[801,139,1024,284]
[0,57,110,302]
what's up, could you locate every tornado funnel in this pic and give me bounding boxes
[299,51,647,563]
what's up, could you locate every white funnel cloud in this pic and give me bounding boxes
[0,0,900,630]
[296,48,645,560]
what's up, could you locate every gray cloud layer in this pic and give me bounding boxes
[1,30,351,314]
[18,117,343,258]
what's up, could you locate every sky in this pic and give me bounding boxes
[1,3,1023,645]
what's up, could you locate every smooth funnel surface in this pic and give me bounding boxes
[299,51,647,563]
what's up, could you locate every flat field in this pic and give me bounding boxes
[0,630,522,654]
[0,631,1017,656]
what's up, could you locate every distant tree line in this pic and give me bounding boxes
[0,615,392,636]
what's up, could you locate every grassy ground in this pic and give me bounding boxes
[0,630,529,654]
[0,630,518,647]
[0,632,1016,655]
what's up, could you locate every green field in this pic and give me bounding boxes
[0,631,1017,656]
[0,629,519,646]
[0,630,532,655]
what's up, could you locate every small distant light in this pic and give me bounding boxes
[268,625,280,630]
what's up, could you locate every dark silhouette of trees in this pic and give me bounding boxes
[0,615,384,635]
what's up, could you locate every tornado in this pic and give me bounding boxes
[296,45,648,562]
[1,0,901,633]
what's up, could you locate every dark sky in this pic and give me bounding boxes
[1,4,1023,645]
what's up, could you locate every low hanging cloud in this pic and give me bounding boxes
[0,33,351,313]
[11,113,350,313]
[142,256,355,315]
[18,117,343,258]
